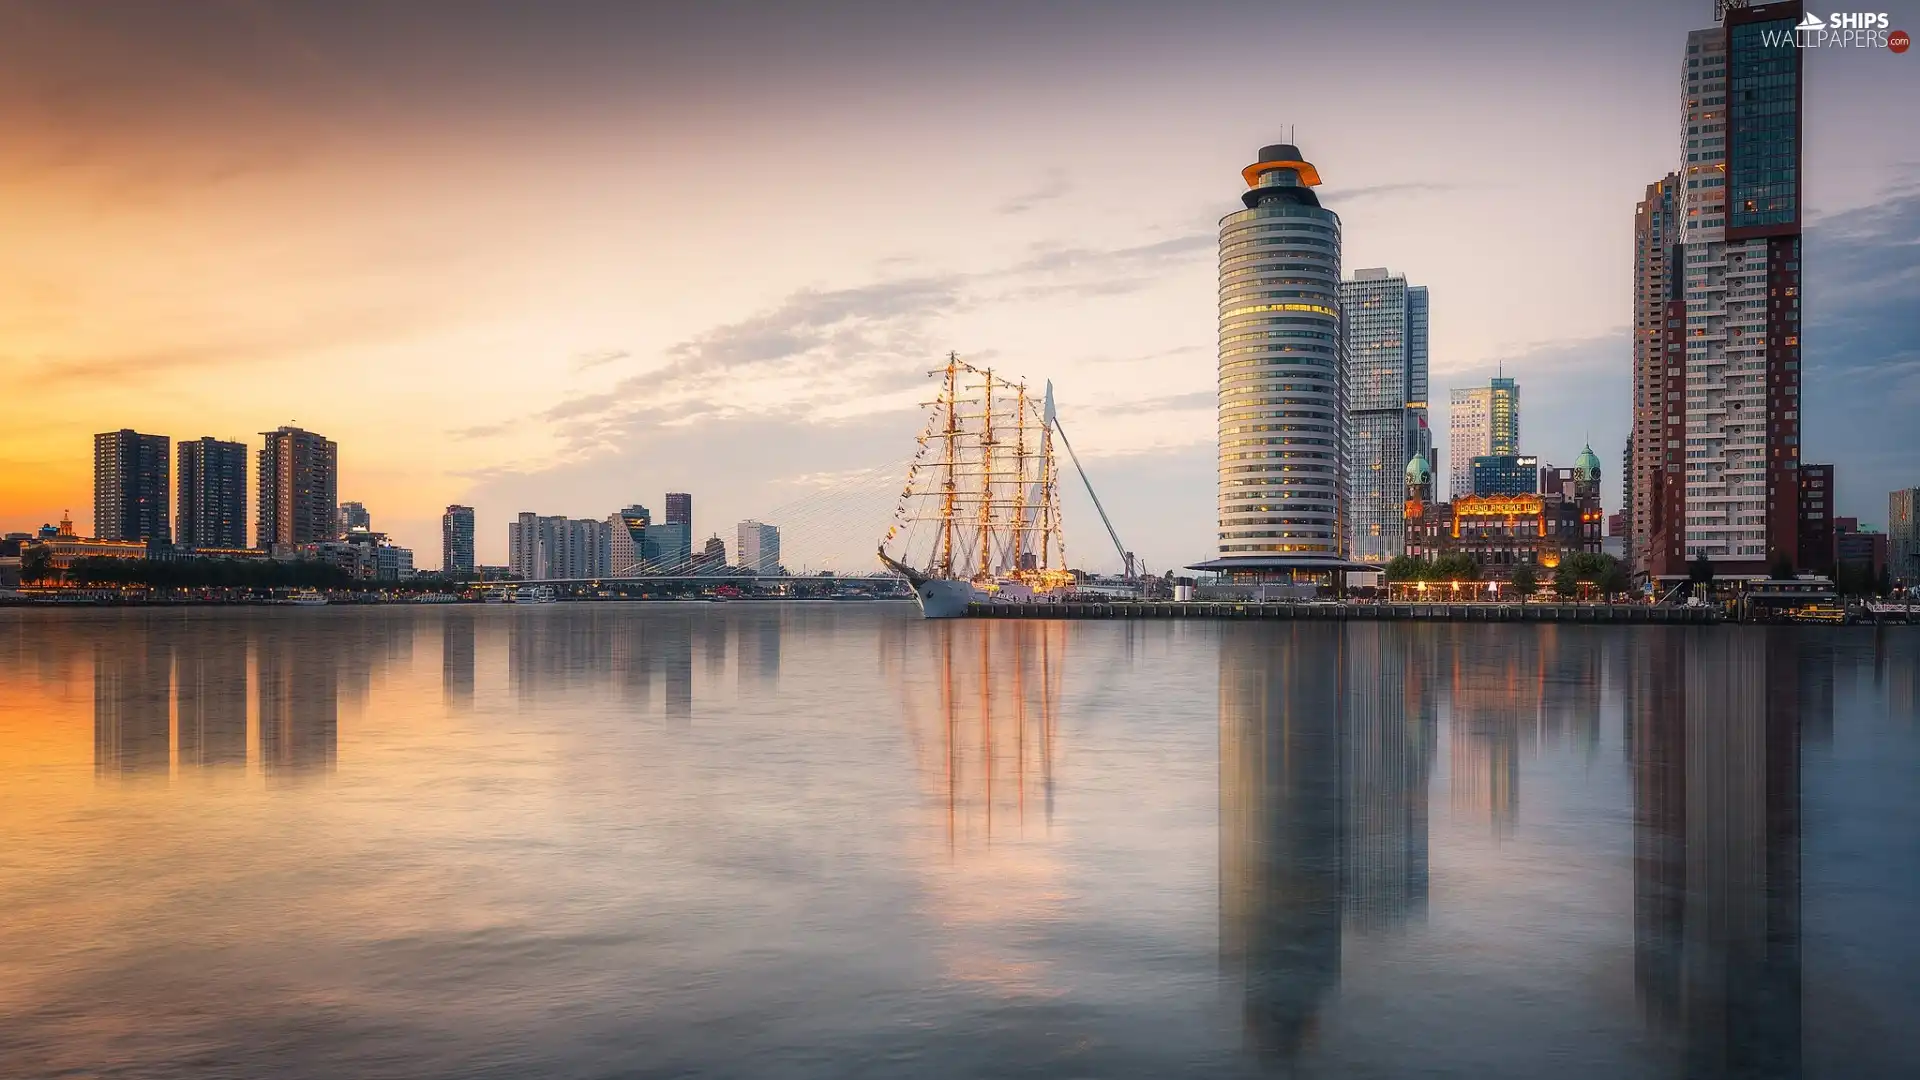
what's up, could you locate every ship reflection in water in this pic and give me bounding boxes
[1,609,1916,1078]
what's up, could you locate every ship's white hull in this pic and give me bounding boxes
[912,578,978,619]
[908,576,1066,619]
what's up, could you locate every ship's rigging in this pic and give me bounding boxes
[881,353,1075,592]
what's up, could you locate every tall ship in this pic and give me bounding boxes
[880,354,1129,618]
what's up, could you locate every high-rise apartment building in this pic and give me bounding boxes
[93,429,171,544]
[257,426,338,550]
[339,501,371,534]
[1891,487,1919,585]
[665,493,692,530]
[508,512,611,580]
[1340,268,1429,563]
[1796,464,1833,576]
[1448,388,1490,501]
[1631,174,1684,577]
[555,518,612,579]
[176,437,248,549]
[442,505,475,575]
[509,512,541,580]
[737,520,780,575]
[1193,142,1349,576]
[1673,2,1804,573]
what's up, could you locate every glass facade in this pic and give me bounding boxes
[1470,454,1541,497]
[1216,156,1347,565]
[1727,19,1799,231]
[1339,272,1429,563]
[1489,377,1519,455]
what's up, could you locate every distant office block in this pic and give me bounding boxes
[1891,487,1919,584]
[1471,454,1540,497]
[643,522,692,572]
[737,520,780,575]
[610,505,650,576]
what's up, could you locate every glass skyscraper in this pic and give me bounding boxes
[1489,376,1519,455]
[1340,268,1429,563]
[1194,143,1351,576]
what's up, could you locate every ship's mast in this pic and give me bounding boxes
[976,366,996,580]
[1012,381,1030,574]
[939,352,959,579]
[888,354,1075,591]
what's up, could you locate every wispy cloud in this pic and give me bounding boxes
[16,304,439,389]
[996,171,1072,215]
[1088,389,1215,414]
[448,419,517,440]
[1335,182,1465,204]
[569,349,629,374]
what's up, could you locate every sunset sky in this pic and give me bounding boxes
[1,0,1913,571]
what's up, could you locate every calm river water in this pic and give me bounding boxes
[1,605,1915,1078]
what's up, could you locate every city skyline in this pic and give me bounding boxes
[0,1,1912,572]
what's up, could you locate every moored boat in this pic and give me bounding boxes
[877,354,1132,619]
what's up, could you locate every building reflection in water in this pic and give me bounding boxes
[442,609,476,707]
[1219,624,1435,1060]
[176,625,248,767]
[93,625,172,777]
[1875,629,1915,724]
[1341,624,1436,930]
[1442,627,1606,837]
[739,613,781,689]
[81,607,805,779]
[1631,628,1806,1079]
[1445,633,1527,836]
[663,616,694,720]
[495,599,794,718]
[256,631,338,778]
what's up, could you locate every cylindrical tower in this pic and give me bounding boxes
[1210,143,1348,575]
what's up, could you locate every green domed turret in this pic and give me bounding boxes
[1405,452,1434,487]
[1573,444,1602,483]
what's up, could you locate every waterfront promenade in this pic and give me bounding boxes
[970,601,1719,624]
